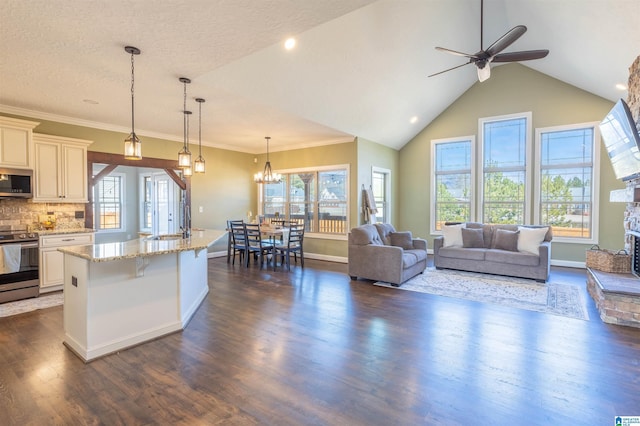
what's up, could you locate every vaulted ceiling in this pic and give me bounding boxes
[1,0,638,154]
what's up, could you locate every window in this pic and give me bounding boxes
[372,167,390,224]
[261,165,349,235]
[431,137,475,232]
[95,173,124,231]
[535,123,600,242]
[479,113,532,224]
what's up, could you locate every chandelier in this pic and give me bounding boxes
[177,77,192,171]
[254,136,281,184]
[123,46,142,160]
[194,97,206,173]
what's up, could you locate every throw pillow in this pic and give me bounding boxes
[461,227,484,248]
[390,231,414,250]
[442,223,464,247]
[493,229,519,252]
[517,226,549,255]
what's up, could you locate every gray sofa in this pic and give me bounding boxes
[433,222,552,282]
[348,223,428,286]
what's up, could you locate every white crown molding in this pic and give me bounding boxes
[0,104,355,155]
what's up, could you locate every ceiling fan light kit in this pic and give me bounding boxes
[429,0,549,82]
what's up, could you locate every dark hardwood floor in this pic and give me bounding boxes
[1,257,639,425]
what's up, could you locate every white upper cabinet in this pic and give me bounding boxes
[0,116,39,169]
[33,133,92,202]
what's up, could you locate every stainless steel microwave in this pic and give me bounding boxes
[0,168,33,198]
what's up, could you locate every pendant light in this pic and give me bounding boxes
[178,77,192,168]
[124,46,142,160]
[194,98,206,173]
[183,110,193,177]
[254,136,281,184]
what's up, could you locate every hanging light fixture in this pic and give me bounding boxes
[182,110,193,177]
[124,46,142,160]
[254,136,281,184]
[178,77,192,168]
[194,98,206,173]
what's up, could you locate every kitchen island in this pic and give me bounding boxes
[59,229,226,362]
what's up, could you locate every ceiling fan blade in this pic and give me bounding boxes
[435,46,479,59]
[485,25,527,57]
[492,49,549,63]
[428,62,472,78]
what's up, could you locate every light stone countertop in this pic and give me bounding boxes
[37,228,96,236]
[57,229,227,262]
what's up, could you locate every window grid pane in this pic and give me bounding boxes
[539,127,594,239]
[433,140,472,230]
[483,117,527,224]
[96,175,122,230]
[261,168,347,234]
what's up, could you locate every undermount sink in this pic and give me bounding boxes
[147,234,183,241]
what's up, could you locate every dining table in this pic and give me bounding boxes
[260,225,290,268]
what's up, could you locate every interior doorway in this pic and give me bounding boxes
[141,171,181,236]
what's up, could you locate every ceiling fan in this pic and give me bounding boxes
[429,0,549,82]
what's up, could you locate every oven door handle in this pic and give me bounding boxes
[4,241,39,249]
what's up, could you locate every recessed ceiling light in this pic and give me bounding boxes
[83,99,99,105]
[410,116,418,124]
[616,83,628,91]
[284,38,296,50]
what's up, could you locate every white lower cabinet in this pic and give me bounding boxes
[39,232,94,293]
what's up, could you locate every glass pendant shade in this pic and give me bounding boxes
[124,132,142,160]
[194,156,205,173]
[183,164,193,177]
[178,147,192,167]
[124,46,142,160]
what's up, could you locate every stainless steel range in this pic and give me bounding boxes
[0,225,39,304]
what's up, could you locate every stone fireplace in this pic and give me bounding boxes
[586,54,640,328]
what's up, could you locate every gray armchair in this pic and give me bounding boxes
[348,223,428,286]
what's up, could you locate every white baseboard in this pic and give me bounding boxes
[208,249,348,263]
[551,259,586,269]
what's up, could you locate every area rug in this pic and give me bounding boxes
[0,292,63,318]
[375,268,589,320]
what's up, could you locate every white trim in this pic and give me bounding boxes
[371,166,391,224]
[551,259,586,269]
[94,171,126,233]
[0,104,355,154]
[430,135,476,234]
[534,121,600,244]
[260,164,351,234]
[478,112,532,224]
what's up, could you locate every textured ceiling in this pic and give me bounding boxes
[1,0,638,154]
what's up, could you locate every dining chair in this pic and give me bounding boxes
[273,223,305,271]
[227,219,244,263]
[244,223,274,268]
[229,220,248,266]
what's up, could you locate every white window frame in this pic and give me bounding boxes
[371,166,391,224]
[259,164,350,240]
[478,112,533,224]
[431,136,476,234]
[94,172,125,233]
[534,122,600,244]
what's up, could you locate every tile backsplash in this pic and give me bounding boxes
[0,198,87,231]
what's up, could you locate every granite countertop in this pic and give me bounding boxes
[37,228,96,236]
[58,229,227,262]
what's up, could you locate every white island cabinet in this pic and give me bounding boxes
[59,229,226,362]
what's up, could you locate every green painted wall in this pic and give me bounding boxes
[356,137,400,227]
[398,63,625,264]
[2,112,255,253]
[256,140,358,258]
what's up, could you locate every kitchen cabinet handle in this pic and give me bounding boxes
[62,238,75,242]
